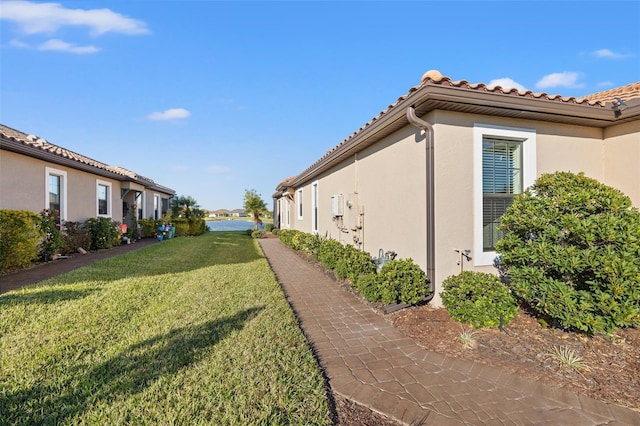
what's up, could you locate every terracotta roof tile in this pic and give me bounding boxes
[289,71,640,185]
[580,82,640,104]
[0,123,155,184]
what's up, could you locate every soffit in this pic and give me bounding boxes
[287,71,640,188]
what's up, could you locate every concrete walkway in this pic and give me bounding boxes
[259,238,640,426]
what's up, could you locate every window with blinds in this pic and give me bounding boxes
[482,137,522,251]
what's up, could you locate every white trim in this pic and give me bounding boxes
[153,193,161,220]
[311,180,319,234]
[473,124,536,266]
[45,167,67,222]
[296,188,303,220]
[96,179,112,217]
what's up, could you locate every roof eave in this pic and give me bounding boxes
[287,84,626,188]
[1,138,125,180]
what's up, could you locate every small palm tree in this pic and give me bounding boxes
[243,189,267,230]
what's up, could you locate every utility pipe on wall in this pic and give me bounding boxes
[406,106,435,300]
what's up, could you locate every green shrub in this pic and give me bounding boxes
[441,271,518,328]
[377,258,430,305]
[84,217,120,250]
[496,171,640,334]
[251,230,264,239]
[138,219,160,238]
[334,244,376,284]
[188,217,206,236]
[278,229,306,250]
[264,223,275,232]
[317,239,344,270]
[299,232,327,258]
[271,228,280,236]
[0,210,42,271]
[38,209,63,261]
[355,273,383,302]
[60,221,91,255]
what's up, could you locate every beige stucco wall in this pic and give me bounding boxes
[280,109,639,307]
[603,120,640,205]
[0,150,122,222]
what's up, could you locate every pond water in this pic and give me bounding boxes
[206,220,260,231]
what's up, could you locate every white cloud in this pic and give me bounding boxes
[147,108,191,121]
[38,38,100,54]
[206,165,232,174]
[487,78,527,92]
[0,1,149,36]
[592,49,633,59]
[9,38,30,49]
[535,72,583,90]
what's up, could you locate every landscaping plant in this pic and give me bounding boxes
[441,271,518,328]
[376,258,430,305]
[38,208,63,261]
[496,171,640,334]
[0,209,42,272]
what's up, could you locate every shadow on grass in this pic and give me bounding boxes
[2,306,264,425]
[0,287,101,306]
[1,232,267,299]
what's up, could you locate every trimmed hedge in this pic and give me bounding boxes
[0,210,42,271]
[441,271,518,329]
[496,171,640,334]
[279,229,429,306]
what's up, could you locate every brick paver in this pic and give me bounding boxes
[259,238,640,426]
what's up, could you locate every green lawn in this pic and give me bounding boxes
[0,232,331,425]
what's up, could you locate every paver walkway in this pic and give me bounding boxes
[259,238,640,426]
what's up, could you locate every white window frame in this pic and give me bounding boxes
[154,193,161,220]
[473,124,536,266]
[311,181,319,234]
[296,188,303,220]
[45,167,67,222]
[96,180,112,218]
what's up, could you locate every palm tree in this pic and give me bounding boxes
[243,189,267,230]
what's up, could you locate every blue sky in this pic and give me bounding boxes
[1,0,639,211]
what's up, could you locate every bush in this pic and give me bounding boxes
[377,259,430,305]
[317,239,344,270]
[441,271,518,328]
[299,232,327,258]
[38,209,63,261]
[0,210,42,272]
[138,219,160,238]
[264,223,275,232]
[496,171,640,334]
[84,217,120,250]
[60,221,91,255]
[334,244,376,285]
[188,217,206,236]
[278,229,306,250]
[355,273,383,302]
[251,230,264,239]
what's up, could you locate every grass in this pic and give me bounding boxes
[0,232,331,425]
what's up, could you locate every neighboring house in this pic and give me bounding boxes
[273,70,640,307]
[230,209,247,217]
[210,209,231,217]
[0,124,176,232]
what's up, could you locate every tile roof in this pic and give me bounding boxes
[580,82,640,104]
[284,70,639,188]
[0,123,160,187]
[419,69,610,106]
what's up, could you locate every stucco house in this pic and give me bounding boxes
[0,124,175,231]
[273,70,640,307]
